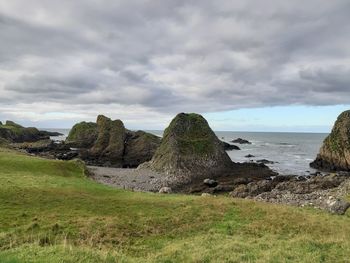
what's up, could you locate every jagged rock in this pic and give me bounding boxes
[159,187,172,194]
[65,115,161,168]
[89,115,126,166]
[221,141,240,151]
[144,113,233,180]
[231,138,252,144]
[311,110,350,171]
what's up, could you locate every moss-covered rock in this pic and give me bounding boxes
[0,121,51,143]
[66,122,98,148]
[88,115,126,166]
[311,110,350,171]
[67,115,161,167]
[145,113,232,179]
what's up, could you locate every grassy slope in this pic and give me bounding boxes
[0,148,349,263]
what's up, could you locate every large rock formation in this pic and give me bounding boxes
[143,113,233,179]
[0,121,62,143]
[311,110,350,171]
[66,115,161,167]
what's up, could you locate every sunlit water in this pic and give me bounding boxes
[47,129,328,176]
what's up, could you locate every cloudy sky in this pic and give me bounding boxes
[0,0,349,131]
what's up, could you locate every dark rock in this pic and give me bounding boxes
[123,130,161,168]
[0,121,54,143]
[231,138,252,144]
[310,110,350,171]
[256,159,275,164]
[65,115,161,168]
[39,131,64,137]
[221,141,240,151]
[203,179,218,187]
[245,154,255,158]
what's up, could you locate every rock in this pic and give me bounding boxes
[230,185,249,198]
[325,199,350,215]
[0,121,53,143]
[201,193,213,197]
[203,178,218,187]
[89,115,126,166]
[231,138,252,144]
[159,187,172,194]
[66,115,161,168]
[145,113,233,180]
[123,130,161,168]
[66,121,98,148]
[245,154,255,158]
[256,159,275,164]
[310,110,350,171]
[221,141,240,151]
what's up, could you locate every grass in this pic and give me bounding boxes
[0,147,349,262]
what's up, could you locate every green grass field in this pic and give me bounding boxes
[0,147,349,262]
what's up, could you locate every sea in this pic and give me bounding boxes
[46,128,328,176]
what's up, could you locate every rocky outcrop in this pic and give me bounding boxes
[230,173,350,215]
[221,141,240,151]
[0,121,62,143]
[310,110,350,171]
[66,115,161,167]
[143,113,233,181]
[66,122,98,148]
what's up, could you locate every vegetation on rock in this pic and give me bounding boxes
[146,113,232,178]
[66,121,98,148]
[311,110,350,171]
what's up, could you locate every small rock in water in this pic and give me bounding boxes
[231,138,252,144]
[203,179,218,187]
[245,154,255,158]
[256,159,275,164]
[159,187,172,194]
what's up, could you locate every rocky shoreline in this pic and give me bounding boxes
[2,113,350,215]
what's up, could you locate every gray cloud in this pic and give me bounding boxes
[0,0,350,126]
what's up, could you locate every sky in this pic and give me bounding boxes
[0,0,349,132]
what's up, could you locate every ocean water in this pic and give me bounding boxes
[46,128,328,176]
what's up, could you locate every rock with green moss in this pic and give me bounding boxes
[89,115,126,166]
[66,122,98,148]
[144,113,233,179]
[311,110,350,171]
[0,120,53,143]
[67,115,161,167]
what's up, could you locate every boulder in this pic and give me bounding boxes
[159,187,172,194]
[203,178,218,187]
[245,154,255,158]
[325,198,350,215]
[145,113,233,179]
[231,138,252,144]
[311,110,350,171]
